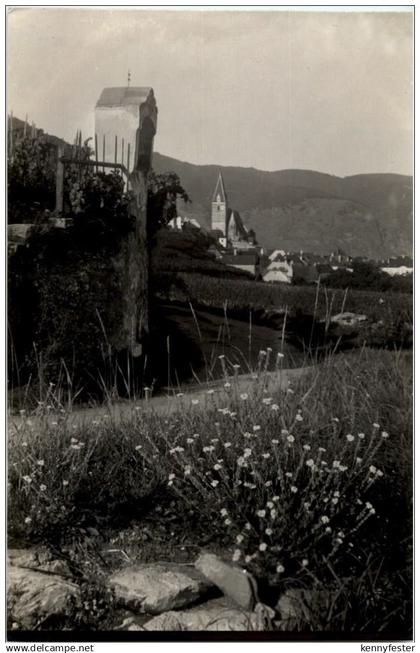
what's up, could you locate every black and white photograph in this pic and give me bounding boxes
[6,5,413,644]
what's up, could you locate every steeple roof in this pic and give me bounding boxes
[212,172,227,203]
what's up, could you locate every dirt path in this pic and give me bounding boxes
[8,366,312,432]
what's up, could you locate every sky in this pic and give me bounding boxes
[7,7,413,177]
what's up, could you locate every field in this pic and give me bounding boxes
[8,348,412,635]
[163,273,413,324]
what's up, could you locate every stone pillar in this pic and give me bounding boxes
[117,89,157,358]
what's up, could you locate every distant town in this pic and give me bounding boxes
[168,171,413,283]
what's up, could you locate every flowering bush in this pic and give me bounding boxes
[141,352,401,586]
[8,348,411,633]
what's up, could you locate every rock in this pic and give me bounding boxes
[276,588,332,629]
[108,563,213,614]
[331,312,367,328]
[143,599,265,631]
[195,553,257,611]
[8,548,72,577]
[114,616,146,631]
[8,565,80,630]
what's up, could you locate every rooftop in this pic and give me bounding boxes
[96,87,155,108]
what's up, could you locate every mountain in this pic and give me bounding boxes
[152,153,412,258]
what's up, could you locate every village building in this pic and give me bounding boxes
[168,215,202,230]
[221,252,261,277]
[380,255,413,276]
[263,251,323,284]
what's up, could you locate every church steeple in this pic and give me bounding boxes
[211,172,228,235]
[212,172,227,204]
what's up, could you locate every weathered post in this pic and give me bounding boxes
[125,89,157,357]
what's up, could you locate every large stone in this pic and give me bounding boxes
[8,548,72,578]
[114,616,147,631]
[143,598,266,631]
[331,312,367,328]
[108,563,213,614]
[8,565,80,630]
[195,553,257,611]
[276,588,332,629]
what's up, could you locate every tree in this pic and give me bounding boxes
[324,260,392,291]
[7,135,56,223]
[147,170,190,242]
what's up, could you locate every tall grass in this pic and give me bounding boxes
[8,348,412,634]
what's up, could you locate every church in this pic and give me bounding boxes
[210,172,257,251]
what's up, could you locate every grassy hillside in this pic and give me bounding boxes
[153,153,412,258]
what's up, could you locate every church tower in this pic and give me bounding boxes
[211,172,228,235]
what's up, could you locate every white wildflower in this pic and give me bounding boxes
[232,549,241,562]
